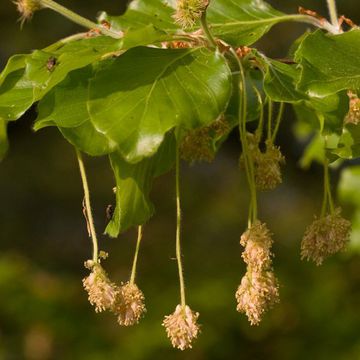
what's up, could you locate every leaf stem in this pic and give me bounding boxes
[271,102,285,143]
[175,145,186,308]
[326,0,339,30]
[321,156,335,217]
[75,149,99,263]
[130,226,143,285]
[231,48,258,224]
[210,14,339,34]
[324,160,335,214]
[254,86,264,141]
[200,11,218,48]
[267,99,273,141]
[40,0,121,38]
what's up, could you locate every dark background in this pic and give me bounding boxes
[0,1,360,359]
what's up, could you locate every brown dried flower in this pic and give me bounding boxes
[345,92,360,125]
[253,139,285,191]
[301,208,351,265]
[240,135,285,191]
[173,0,209,28]
[236,270,279,325]
[240,220,273,271]
[162,304,200,350]
[180,117,230,163]
[82,262,119,313]
[113,282,146,326]
[14,0,43,25]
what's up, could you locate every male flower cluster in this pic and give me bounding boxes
[113,282,146,326]
[83,260,146,325]
[15,0,43,25]
[174,0,209,28]
[180,117,230,163]
[301,208,351,265]
[236,221,279,325]
[248,137,285,191]
[162,305,200,350]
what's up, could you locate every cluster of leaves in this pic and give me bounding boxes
[0,0,360,240]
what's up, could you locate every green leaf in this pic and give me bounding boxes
[338,167,360,252]
[263,59,305,103]
[299,133,325,169]
[35,66,93,130]
[226,67,265,123]
[99,0,178,33]
[88,46,232,163]
[333,123,360,159]
[0,55,34,121]
[101,0,299,47]
[338,166,360,207]
[0,36,122,121]
[35,66,116,156]
[207,0,287,46]
[59,121,116,157]
[296,29,360,96]
[264,56,349,134]
[106,133,176,237]
[0,119,9,161]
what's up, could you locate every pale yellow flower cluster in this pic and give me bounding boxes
[82,262,146,325]
[82,262,119,313]
[236,221,279,325]
[113,282,146,326]
[173,0,209,28]
[14,0,43,25]
[301,208,351,266]
[162,305,200,350]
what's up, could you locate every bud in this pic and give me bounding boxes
[113,282,146,326]
[162,304,200,350]
[82,263,119,313]
[240,221,273,272]
[301,208,351,265]
[14,0,43,25]
[174,0,209,28]
[236,270,279,326]
[180,117,230,163]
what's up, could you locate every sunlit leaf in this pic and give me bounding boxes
[296,29,360,96]
[88,46,232,163]
[99,0,178,33]
[35,66,116,156]
[0,36,122,121]
[106,133,176,237]
[207,0,289,46]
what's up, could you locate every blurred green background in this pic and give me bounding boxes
[1,1,360,359]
